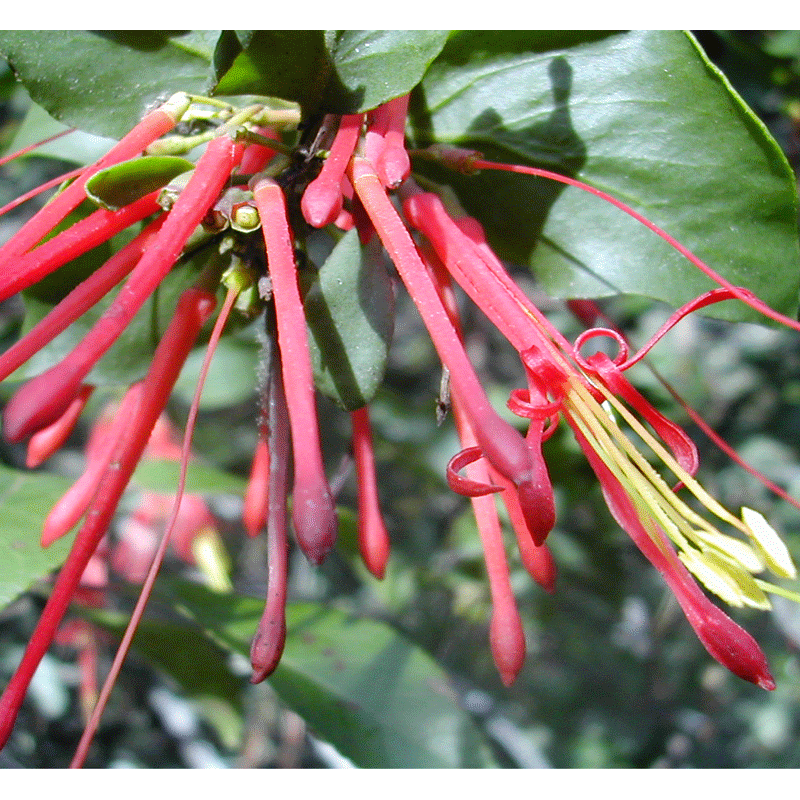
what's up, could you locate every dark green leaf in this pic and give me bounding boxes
[211,31,327,107]
[158,579,497,768]
[319,30,450,113]
[212,30,448,114]
[132,458,247,496]
[0,465,74,609]
[305,230,394,410]
[85,156,195,211]
[0,31,220,139]
[412,30,800,322]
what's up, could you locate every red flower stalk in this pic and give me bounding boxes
[250,363,290,683]
[252,175,338,565]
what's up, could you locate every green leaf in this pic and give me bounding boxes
[211,31,327,107]
[0,464,74,609]
[0,31,220,139]
[132,458,247,496]
[160,579,497,768]
[212,30,449,114]
[85,156,195,211]
[304,230,394,410]
[319,30,450,113]
[412,30,800,323]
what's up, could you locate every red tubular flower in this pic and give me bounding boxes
[252,175,338,565]
[26,384,94,468]
[301,113,364,228]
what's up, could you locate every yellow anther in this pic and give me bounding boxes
[191,529,233,593]
[741,507,797,580]
[689,528,765,574]
[679,548,749,608]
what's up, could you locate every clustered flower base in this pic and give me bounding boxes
[0,91,798,760]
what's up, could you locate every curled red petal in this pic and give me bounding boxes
[446,447,504,497]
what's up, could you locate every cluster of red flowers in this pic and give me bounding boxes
[0,91,797,758]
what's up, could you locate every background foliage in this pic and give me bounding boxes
[0,30,799,768]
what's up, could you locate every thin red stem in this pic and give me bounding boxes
[0,167,84,220]
[0,127,77,168]
[470,158,800,334]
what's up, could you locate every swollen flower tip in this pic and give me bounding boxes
[693,604,776,691]
[291,479,338,566]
